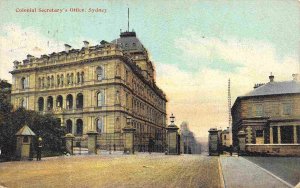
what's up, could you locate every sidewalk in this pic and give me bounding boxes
[220,156,291,188]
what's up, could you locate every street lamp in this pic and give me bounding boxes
[170,113,175,126]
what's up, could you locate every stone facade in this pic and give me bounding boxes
[232,74,300,155]
[10,31,167,140]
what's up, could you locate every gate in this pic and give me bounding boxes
[134,132,166,153]
[97,133,124,151]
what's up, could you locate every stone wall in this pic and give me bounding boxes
[246,144,300,156]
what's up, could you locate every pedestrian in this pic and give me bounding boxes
[36,137,42,161]
[229,145,233,156]
[237,145,240,157]
[148,137,154,154]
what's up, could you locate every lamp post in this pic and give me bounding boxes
[166,113,179,155]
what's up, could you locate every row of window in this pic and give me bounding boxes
[247,103,293,117]
[37,92,105,111]
[132,97,163,124]
[19,66,106,90]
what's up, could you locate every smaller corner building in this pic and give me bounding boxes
[231,74,300,156]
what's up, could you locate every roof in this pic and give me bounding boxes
[15,125,36,136]
[243,80,300,97]
[111,31,146,52]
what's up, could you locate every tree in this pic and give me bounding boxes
[0,79,65,160]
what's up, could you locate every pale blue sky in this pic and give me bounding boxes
[1,0,298,72]
[0,0,299,137]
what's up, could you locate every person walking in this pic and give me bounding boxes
[36,137,43,161]
[148,137,154,154]
[229,145,233,156]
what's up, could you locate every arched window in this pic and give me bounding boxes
[96,118,104,133]
[47,96,53,110]
[67,74,70,85]
[47,76,50,88]
[57,75,60,86]
[81,72,84,83]
[70,73,74,84]
[38,78,41,88]
[66,119,72,134]
[38,97,44,111]
[76,93,83,109]
[77,72,80,83]
[96,66,104,81]
[66,94,73,109]
[56,95,63,108]
[51,75,54,87]
[76,119,83,135]
[97,92,104,107]
[20,98,26,108]
[115,117,120,132]
[60,74,64,86]
[21,77,26,89]
[42,77,45,88]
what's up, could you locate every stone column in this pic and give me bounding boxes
[65,133,75,155]
[87,131,98,154]
[294,126,297,144]
[277,126,281,144]
[270,127,273,144]
[123,127,136,154]
[166,126,179,155]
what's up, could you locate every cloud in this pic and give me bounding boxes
[0,23,95,81]
[156,31,299,138]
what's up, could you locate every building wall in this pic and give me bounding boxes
[10,43,167,137]
[232,94,300,146]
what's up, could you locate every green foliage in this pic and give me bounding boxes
[0,99,65,160]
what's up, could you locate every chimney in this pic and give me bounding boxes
[64,44,71,53]
[27,54,34,61]
[292,74,298,81]
[269,72,274,82]
[83,41,89,48]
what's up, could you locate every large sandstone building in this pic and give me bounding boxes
[10,31,167,142]
[232,74,300,155]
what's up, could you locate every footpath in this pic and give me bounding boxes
[220,155,293,188]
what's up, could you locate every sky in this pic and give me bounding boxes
[0,0,299,139]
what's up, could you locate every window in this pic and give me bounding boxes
[255,104,263,117]
[283,103,292,115]
[96,67,104,81]
[76,119,83,135]
[60,74,64,86]
[38,97,44,111]
[76,93,83,109]
[81,72,84,83]
[47,96,53,110]
[56,95,63,108]
[256,130,263,137]
[51,76,54,87]
[97,92,104,107]
[21,77,26,89]
[66,94,73,109]
[77,72,80,83]
[23,136,29,143]
[66,119,72,134]
[20,98,26,108]
[96,118,104,133]
[57,75,60,86]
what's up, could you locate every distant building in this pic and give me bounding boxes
[221,127,231,148]
[180,122,200,154]
[232,74,300,156]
